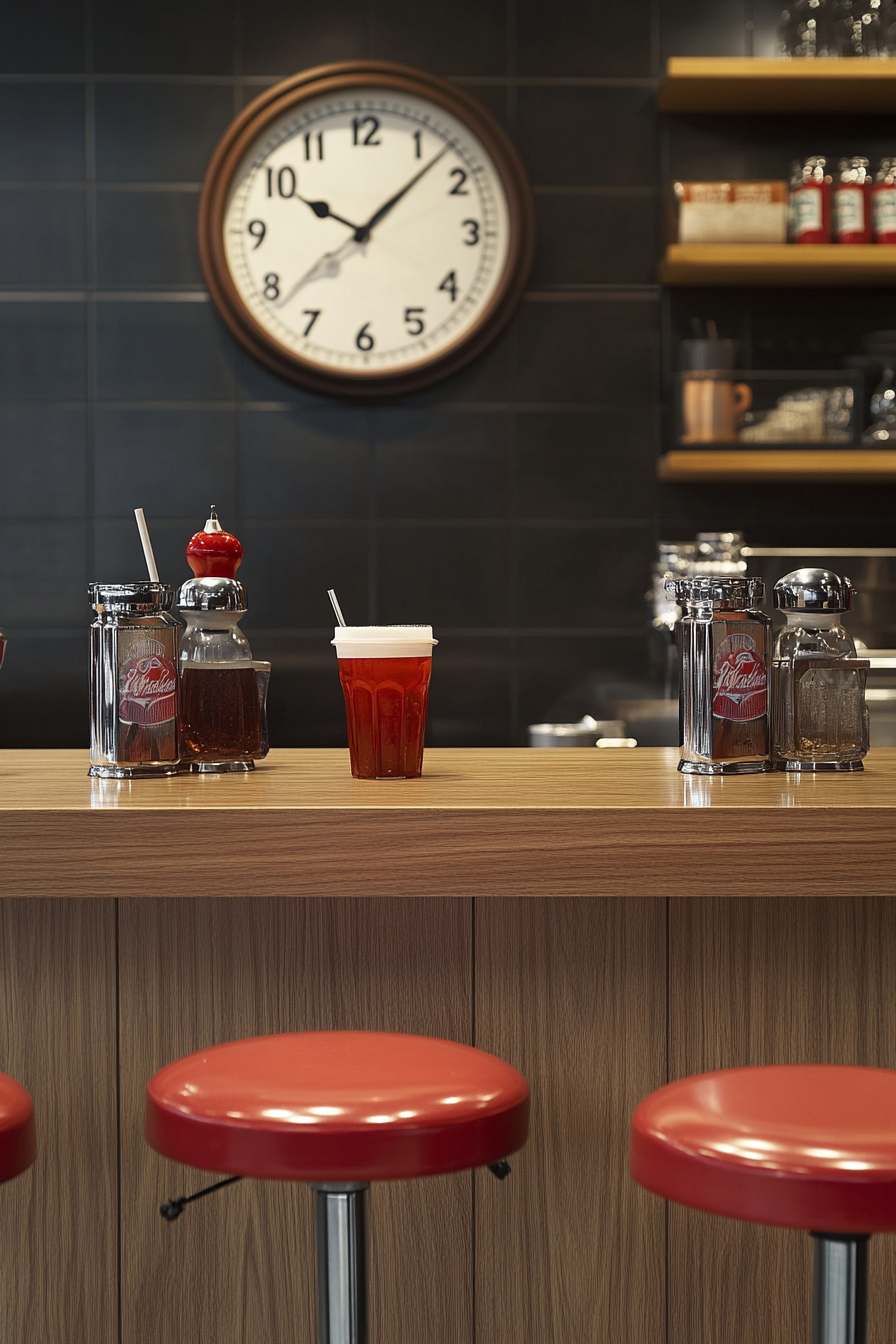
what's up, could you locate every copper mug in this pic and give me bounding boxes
[681,372,752,443]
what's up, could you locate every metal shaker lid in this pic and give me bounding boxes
[89,582,173,613]
[773,568,855,612]
[665,575,765,610]
[176,576,247,612]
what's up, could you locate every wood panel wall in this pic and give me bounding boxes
[0,896,893,1344]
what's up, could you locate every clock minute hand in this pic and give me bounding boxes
[354,143,452,243]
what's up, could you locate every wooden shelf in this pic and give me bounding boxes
[658,449,896,482]
[659,57,896,113]
[660,243,896,286]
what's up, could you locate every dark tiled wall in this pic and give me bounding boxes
[0,0,893,749]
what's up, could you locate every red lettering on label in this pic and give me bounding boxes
[712,633,767,721]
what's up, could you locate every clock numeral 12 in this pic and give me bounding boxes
[303,132,324,161]
[352,116,381,146]
[438,271,458,302]
[266,166,296,198]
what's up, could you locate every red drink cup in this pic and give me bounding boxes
[332,626,438,779]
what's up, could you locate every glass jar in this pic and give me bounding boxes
[666,576,771,775]
[872,157,896,243]
[834,157,872,244]
[772,569,870,771]
[88,582,179,778]
[177,577,270,773]
[789,157,831,243]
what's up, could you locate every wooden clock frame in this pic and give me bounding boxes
[197,60,535,399]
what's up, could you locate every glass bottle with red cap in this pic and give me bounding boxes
[788,157,831,245]
[872,157,896,244]
[176,507,270,772]
[833,157,872,245]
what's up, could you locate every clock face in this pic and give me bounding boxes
[200,64,533,396]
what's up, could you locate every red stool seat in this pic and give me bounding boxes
[631,1064,896,1234]
[146,1031,529,1182]
[0,1071,35,1184]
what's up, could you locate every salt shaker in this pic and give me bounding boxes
[666,576,771,775]
[771,569,870,773]
[177,508,270,773]
[88,583,180,778]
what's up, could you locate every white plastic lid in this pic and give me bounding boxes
[331,625,438,659]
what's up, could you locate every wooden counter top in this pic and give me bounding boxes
[1,748,893,897]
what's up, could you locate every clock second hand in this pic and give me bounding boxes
[276,235,366,309]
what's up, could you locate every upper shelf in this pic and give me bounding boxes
[658,449,896,483]
[659,57,896,114]
[660,243,896,286]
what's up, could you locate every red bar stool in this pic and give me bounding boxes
[146,1030,529,1344]
[0,1070,35,1186]
[630,1065,896,1344]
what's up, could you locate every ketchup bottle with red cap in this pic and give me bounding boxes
[176,507,270,773]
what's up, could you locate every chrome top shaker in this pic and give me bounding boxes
[666,575,771,775]
[88,582,179,778]
[772,569,870,773]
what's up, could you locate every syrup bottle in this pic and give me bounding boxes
[176,507,270,773]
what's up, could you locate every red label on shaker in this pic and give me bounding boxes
[119,638,178,725]
[712,632,767,721]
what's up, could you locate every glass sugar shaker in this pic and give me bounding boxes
[772,569,870,773]
[665,576,771,775]
[88,582,180,778]
[177,507,270,773]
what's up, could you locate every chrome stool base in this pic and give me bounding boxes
[314,1183,369,1344]
[811,1233,869,1344]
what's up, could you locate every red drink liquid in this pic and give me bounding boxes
[338,655,432,779]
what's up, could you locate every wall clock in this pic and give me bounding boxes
[198,60,534,398]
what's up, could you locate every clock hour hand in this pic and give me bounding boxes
[276,235,365,308]
[297,195,363,234]
[353,142,452,243]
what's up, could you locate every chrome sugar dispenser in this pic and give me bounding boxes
[665,575,771,775]
[772,569,870,772]
[177,507,270,773]
[88,582,180,778]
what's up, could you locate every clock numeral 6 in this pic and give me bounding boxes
[266,166,296,198]
[404,307,425,337]
[356,323,375,352]
[263,273,280,300]
[438,271,458,302]
[461,219,480,246]
[248,220,266,249]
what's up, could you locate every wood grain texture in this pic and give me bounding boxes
[660,57,896,113]
[658,450,896,484]
[1,750,893,897]
[660,244,896,287]
[0,899,117,1343]
[668,898,896,1344]
[474,898,666,1344]
[119,897,472,1344]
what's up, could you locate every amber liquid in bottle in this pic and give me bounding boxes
[179,665,263,760]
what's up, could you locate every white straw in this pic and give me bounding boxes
[134,508,160,583]
[327,589,347,627]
